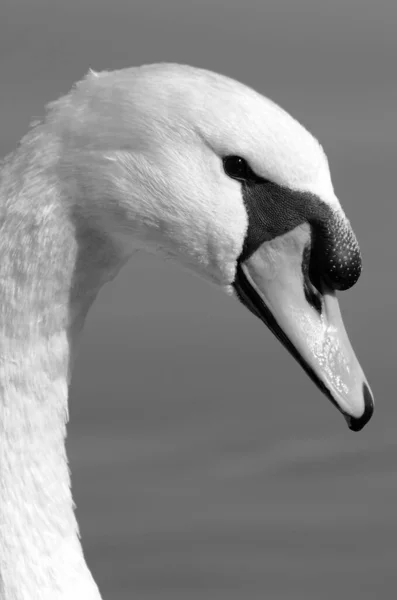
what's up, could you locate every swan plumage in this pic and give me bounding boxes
[0,63,373,599]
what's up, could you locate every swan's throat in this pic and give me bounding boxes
[0,335,101,600]
[0,144,122,599]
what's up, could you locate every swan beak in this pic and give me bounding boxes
[233,225,374,431]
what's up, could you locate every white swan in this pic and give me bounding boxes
[0,63,373,599]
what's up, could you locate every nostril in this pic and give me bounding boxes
[309,215,362,292]
[302,243,323,313]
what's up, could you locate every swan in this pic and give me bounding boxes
[0,63,374,599]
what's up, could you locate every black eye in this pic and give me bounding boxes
[223,155,258,182]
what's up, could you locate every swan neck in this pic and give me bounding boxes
[0,135,117,599]
[0,335,102,599]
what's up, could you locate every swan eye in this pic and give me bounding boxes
[223,156,257,182]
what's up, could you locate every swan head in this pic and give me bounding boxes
[52,62,374,431]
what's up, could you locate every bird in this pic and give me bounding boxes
[0,62,374,599]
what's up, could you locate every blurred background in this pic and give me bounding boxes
[1,0,396,598]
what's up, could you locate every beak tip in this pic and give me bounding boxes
[344,383,374,432]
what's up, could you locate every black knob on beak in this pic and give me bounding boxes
[309,214,362,292]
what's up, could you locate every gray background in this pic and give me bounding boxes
[1,0,396,598]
